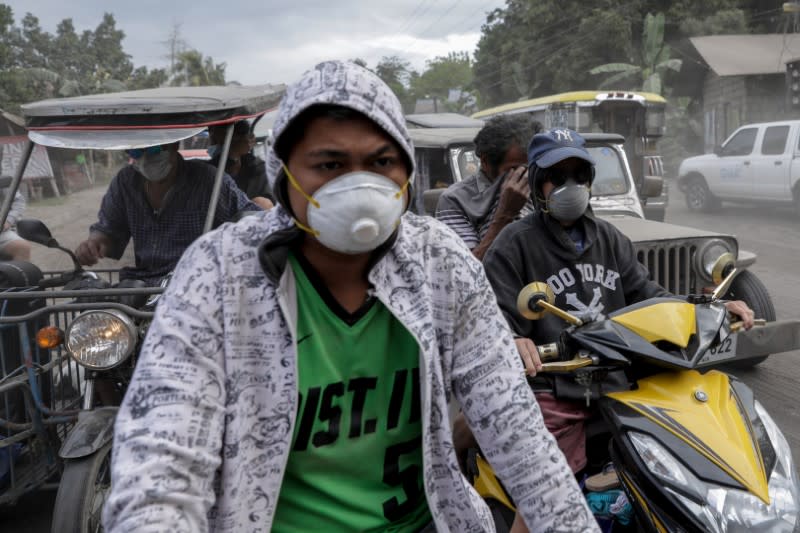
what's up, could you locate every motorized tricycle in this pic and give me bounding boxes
[0,84,284,532]
[470,256,800,532]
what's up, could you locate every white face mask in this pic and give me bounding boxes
[283,164,408,254]
[133,150,173,182]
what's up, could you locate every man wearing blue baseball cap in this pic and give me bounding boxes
[482,128,754,478]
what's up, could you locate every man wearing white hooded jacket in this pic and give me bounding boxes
[102,60,598,533]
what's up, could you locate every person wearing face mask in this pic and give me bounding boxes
[207,120,274,210]
[74,142,261,285]
[435,115,543,260]
[103,61,599,533]
[480,129,755,502]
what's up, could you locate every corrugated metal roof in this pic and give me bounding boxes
[406,113,484,128]
[690,34,800,76]
[408,127,481,147]
[0,110,25,128]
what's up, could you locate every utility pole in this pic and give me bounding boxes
[785,2,800,31]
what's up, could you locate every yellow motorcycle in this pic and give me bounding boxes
[471,260,800,532]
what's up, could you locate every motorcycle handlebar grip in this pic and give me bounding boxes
[538,343,560,362]
[37,276,68,289]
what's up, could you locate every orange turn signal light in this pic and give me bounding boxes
[36,326,64,349]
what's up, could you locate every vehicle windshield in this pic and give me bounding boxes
[586,146,629,196]
[455,145,628,196]
[454,147,481,183]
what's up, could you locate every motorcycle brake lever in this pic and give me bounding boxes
[537,354,595,373]
[730,319,767,333]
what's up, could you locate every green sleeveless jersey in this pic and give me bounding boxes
[272,253,431,532]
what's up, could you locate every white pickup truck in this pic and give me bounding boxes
[677,120,800,214]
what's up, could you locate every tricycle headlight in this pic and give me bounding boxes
[697,239,733,281]
[66,310,136,370]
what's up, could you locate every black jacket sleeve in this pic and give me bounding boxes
[482,227,535,338]
[249,158,273,201]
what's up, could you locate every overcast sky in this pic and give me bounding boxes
[9,0,505,84]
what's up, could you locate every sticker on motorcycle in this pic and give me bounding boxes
[699,333,739,364]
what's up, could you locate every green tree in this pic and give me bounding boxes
[91,14,132,79]
[128,66,168,90]
[474,1,634,105]
[472,0,776,107]
[18,13,52,69]
[588,13,682,94]
[375,55,416,111]
[411,51,476,113]
[0,4,13,68]
[170,49,226,86]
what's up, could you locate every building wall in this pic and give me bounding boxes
[745,74,791,123]
[702,74,747,151]
[701,73,790,151]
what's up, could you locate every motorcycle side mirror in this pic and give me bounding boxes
[516,281,583,326]
[642,175,663,198]
[16,218,58,247]
[711,253,736,286]
[17,218,82,272]
[711,265,739,301]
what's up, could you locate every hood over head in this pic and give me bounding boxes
[266,60,414,209]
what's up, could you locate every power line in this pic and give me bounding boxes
[396,0,435,36]
[473,5,787,99]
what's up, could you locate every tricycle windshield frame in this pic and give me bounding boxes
[2,84,286,232]
[28,128,207,150]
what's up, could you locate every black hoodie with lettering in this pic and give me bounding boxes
[483,210,669,395]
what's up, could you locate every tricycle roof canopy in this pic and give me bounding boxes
[22,85,286,131]
[20,84,286,150]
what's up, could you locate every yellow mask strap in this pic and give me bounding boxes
[394,179,411,201]
[282,163,320,209]
[281,162,320,236]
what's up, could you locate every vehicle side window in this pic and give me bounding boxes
[721,128,757,156]
[761,126,789,155]
[422,148,453,190]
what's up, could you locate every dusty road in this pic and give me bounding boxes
[662,193,800,470]
[2,182,799,531]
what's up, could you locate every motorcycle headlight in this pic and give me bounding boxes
[630,408,800,533]
[696,239,734,281]
[66,310,136,370]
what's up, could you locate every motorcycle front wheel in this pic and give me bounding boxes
[51,442,112,533]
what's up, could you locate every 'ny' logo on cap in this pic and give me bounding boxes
[553,129,573,142]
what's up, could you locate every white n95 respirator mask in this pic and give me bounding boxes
[282,163,409,254]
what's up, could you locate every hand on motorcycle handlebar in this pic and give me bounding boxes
[75,237,107,266]
[724,300,755,330]
[515,338,542,376]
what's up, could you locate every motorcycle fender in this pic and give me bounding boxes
[59,406,119,460]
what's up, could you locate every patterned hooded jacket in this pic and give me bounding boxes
[103,61,598,533]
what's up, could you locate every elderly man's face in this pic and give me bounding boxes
[481,143,527,181]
